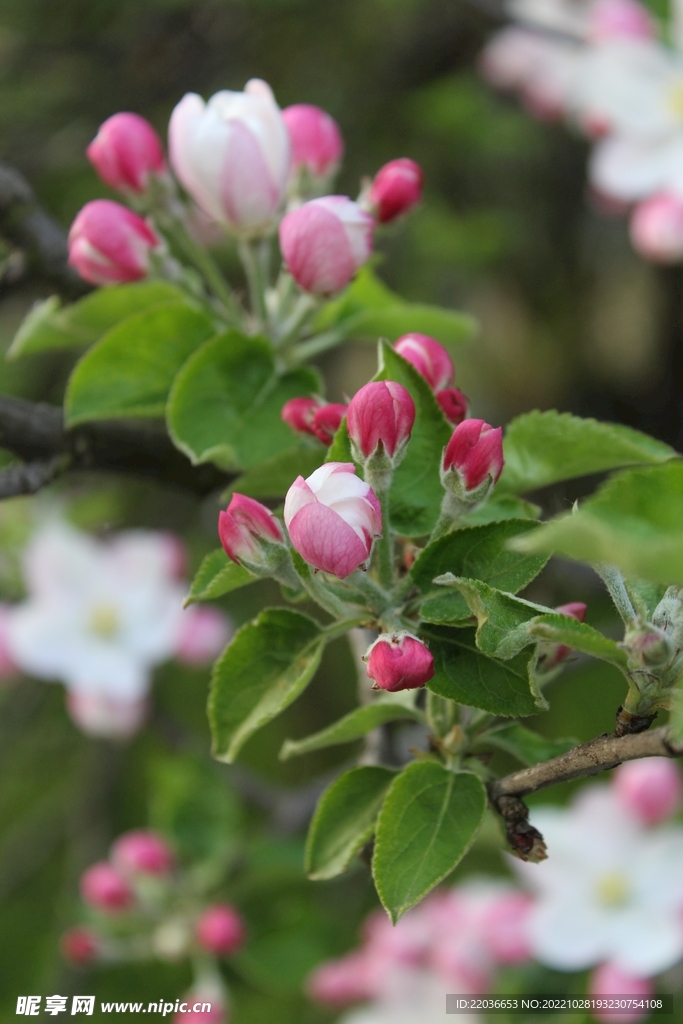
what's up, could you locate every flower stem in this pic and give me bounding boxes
[158,214,241,323]
[596,563,638,626]
[373,489,394,591]
[238,239,269,328]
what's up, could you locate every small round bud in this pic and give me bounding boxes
[111,830,174,877]
[346,380,415,465]
[614,757,683,826]
[68,200,160,286]
[218,494,285,571]
[436,387,469,426]
[60,927,99,965]
[195,903,246,956]
[369,158,423,224]
[80,862,134,913]
[283,104,344,178]
[87,112,166,195]
[311,403,347,445]
[365,632,434,692]
[281,396,321,437]
[442,419,504,492]
[279,196,373,294]
[394,334,453,391]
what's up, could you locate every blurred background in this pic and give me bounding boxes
[0,0,678,1020]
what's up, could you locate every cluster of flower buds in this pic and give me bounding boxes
[281,396,347,445]
[394,333,469,425]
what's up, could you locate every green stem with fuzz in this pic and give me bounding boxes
[238,239,269,327]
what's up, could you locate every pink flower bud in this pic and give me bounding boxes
[365,632,434,692]
[630,193,683,264]
[111,830,174,877]
[218,494,285,568]
[311,402,348,445]
[307,953,376,1007]
[541,601,588,668]
[66,691,148,739]
[436,388,469,426]
[614,757,683,826]
[368,158,423,224]
[80,862,134,913]
[60,927,99,965]
[68,200,160,286]
[195,903,245,956]
[589,963,653,1023]
[347,381,415,462]
[284,462,381,579]
[279,195,374,294]
[588,0,655,42]
[442,419,504,492]
[175,605,231,665]
[87,112,166,195]
[281,396,321,437]
[282,104,344,178]
[169,80,291,233]
[394,333,453,391]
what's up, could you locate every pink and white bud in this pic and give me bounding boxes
[588,0,655,42]
[169,80,291,234]
[630,193,683,264]
[87,112,166,195]
[195,903,245,956]
[394,334,454,391]
[218,494,285,570]
[311,403,347,445]
[589,963,653,1023]
[283,104,344,179]
[614,757,683,826]
[111,830,174,877]
[175,605,231,665]
[368,158,423,224]
[436,388,469,426]
[307,953,376,1007]
[281,396,322,437]
[365,632,434,692]
[442,419,504,492]
[279,195,374,294]
[60,927,99,965]
[347,381,415,464]
[66,691,148,740]
[284,462,381,579]
[80,862,134,913]
[68,200,160,286]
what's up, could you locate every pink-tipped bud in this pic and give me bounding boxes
[87,112,166,195]
[347,381,415,465]
[195,903,245,956]
[436,388,469,426]
[279,195,374,294]
[307,953,376,1007]
[68,200,160,286]
[442,419,504,492]
[614,757,683,826]
[60,927,99,965]
[368,158,423,224]
[175,605,232,665]
[284,462,381,579]
[365,632,434,692]
[311,403,347,445]
[394,334,453,391]
[80,862,134,913]
[281,396,322,437]
[111,829,174,877]
[218,494,285,571]
[283,104,344,178]
[589,963,653,1023]
[630,193,683,264]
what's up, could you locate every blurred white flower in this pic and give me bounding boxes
[338,970,472,1024]
[513,785,683,976]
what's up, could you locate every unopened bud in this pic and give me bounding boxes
[111,830,174,877]
[60,927,99,965]
[623,624,673,668]
[364,632,434,692]
[279,196,374,294]
[68,200,160,286]
[281,396,322,437]
[394,333,453,391]
[347,380,415,484]
[80,862,135,913]
[195,903,245,956]
[87,112,166,196]
[218,494,286,575]
[283,104,344,179]
[368,158,423,224]
[614,756,683,825]
[436,387,469,426]
[537,602,587,672]
[311,402,347,445]
[439,419,504,521]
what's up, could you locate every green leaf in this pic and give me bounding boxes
[462,494,541,526]
[280,698,424,760]
[424,626,538,716]
[185,548,256,605]
[8,281,187,359]
[209,608,324,763]
[499,410,676,494]
[314,265,476,346]
[527,612,629,670]
[479,724,577,766]
[373,764,486,921]
[225,444,325,500]
[305,766,396,881]
[412,519,548,625]
[65,302,214,424]
[375,340,453,536]
[167,330,320,470]
[510,462,683,586]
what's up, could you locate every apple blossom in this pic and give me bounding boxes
[111,830,174,877]
[436,387,469,426]
[364,632,434,692]
[195,904,245,956]
[87,112,166,195]
[308,953,378,1007]
[175,605,231,665]
[60,927,99,965]
[368,158,423,224]
[279,195,374,293]
[394,333,453,391]
[169,79,290,234]
[218,493,285,571]
[80,862,135,913]
[284,462,381,578]
[614,757,683,826]
[282,103,344,178]
[589,962,654,1023]
[68,200,160,286]
[346,381,415,467]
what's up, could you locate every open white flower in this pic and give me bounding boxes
[513,785,683,976]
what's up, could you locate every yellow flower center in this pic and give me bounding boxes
[668,80,683,120]
[89,603,120,639]
[596,872,631,908]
